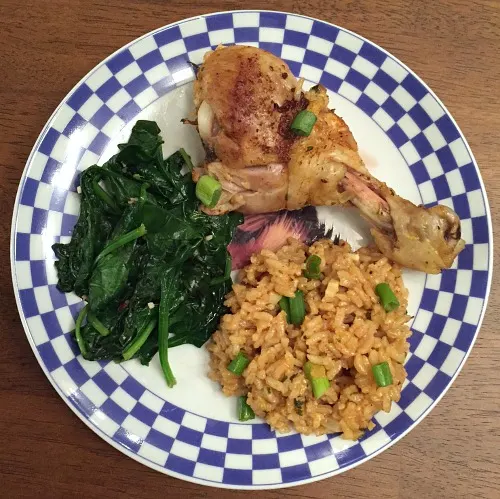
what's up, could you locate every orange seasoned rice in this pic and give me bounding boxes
[207,238,411,439]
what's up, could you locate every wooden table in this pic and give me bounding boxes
[1,1,499,497]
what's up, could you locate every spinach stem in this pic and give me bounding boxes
[122,318,157,360]
[94,224,147,265]
[139,183,150,205]
[159,275,177,388]
[179,148,194,171]
[224,253,232,278]
[210,252,232,285]
[87,310,111,337]
[92,178,120,214]
[75,304,89,358]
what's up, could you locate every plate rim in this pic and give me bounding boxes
[9,9,494,489]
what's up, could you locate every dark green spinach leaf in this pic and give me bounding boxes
[53,120,243,386]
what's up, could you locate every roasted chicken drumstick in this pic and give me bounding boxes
[192,46,465,274]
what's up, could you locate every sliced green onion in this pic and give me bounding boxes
[196,175,222,208]
[279,296,291,323]
[159,274,177,388]
[87,310,111,337]
[289,290,306,326]
[122,318,157,361]
[304,254,321,279]
[304,361,330,399]
[179,148,194,171]
[311,377,330,399]
[75,304,89,358]
[290,110,317,136]
[227,351,250,376]
[375,283,400,312]
[94,224,147,265]
[237,396,255,421]
[372,361,393,387]
[92,177,120,214]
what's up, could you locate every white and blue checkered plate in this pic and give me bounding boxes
[10,11,493,489]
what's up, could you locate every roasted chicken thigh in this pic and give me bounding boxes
[192,46,465,273]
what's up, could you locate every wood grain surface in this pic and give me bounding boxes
[1,1,499,497]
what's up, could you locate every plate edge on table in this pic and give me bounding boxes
[9,9,494,489]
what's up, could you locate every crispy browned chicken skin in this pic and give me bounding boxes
[192,46,465,273]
